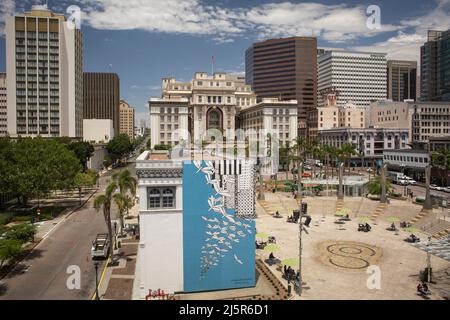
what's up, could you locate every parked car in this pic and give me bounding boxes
[91,233,110,259]
[430,184,444,191]
[443,187,450,194]
[397,179,408,186]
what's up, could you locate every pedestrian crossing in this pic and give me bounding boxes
[413,236,450,263]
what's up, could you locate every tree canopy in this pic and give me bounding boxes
[107,134,133,162]
[0,137,81,205]
[68,141,95,171]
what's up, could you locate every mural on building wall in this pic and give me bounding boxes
[182,160,256,292]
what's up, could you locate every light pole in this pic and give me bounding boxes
[426,236,432,283]
[298,162,304,296]
[94,262,100,300]
[401,164,406,196]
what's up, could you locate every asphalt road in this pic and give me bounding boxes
[0,167,127,300]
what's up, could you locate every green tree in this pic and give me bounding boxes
[0,239,22,268]
[367,175,392,195]
[73,172,95,204]
[107,134,133,163]
[112,193,133,234]
[0,138,81,206]
[431,149,450,186]
[153,144,171,151]
[113,169,137,228]
[4,224,37,243]
[93,182,117,259]
[339,143,358,173]
[68,141,95,171]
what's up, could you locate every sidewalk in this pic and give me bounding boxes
[96,204,140,300]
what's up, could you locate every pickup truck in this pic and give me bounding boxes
[91,233,110,259]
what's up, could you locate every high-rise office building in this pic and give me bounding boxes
[5,5,83,137]
[83,72,120,136]
[0,73,7,136]
[387,60,417,101]
[245,37,317,135]
[421,29,450,102]
[119,100,135,140]
[318,50,387,108]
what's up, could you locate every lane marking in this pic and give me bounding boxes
[91,256,110,300]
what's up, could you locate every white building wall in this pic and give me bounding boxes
[83,119,114,143]
[136,158,184,296]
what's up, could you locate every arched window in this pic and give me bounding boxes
[208,109,221,130]
[162,189,174,208]
[148,189,161,208]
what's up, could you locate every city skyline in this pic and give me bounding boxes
[0,0,450,124]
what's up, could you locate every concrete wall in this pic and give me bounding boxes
[87,144,107,171]
[83,119,114,143]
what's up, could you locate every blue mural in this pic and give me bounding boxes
[182,160,256,292]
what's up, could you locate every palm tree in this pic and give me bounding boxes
[113,193,133,235]
[367,175,393,195]
[113,169,137,198]
[93,182,117,259]
[339,143,358,173]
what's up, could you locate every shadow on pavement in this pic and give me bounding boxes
[0,282,8,296]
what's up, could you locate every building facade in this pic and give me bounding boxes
[0,73,6,136]
[119,100,135,140]
[387,60,417,102]
[245,37,317,135]
[149,72,256,148]
[83,119,114,143]
[239,98,298,147]
[83,72,120,136]
[429,136,450,152]
[136,152,256,296]
[6,5,83,137]
[411,102,450,143]
[318,50,387,108]
[421,29,450,102]
[319,128,409,160]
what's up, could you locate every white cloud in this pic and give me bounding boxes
[353,32,426,62]
[148,84,161,91]
[352,0,450,65]
[75,0,404,43]
[0,0,15,36]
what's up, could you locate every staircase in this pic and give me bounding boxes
[254,259,289,300]
[370,203,388,222]
[258,200,274,216]
[410,209,433,225]
[335,199,344,213]
[422,220,450,240]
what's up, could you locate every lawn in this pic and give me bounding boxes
[0,205,67,229]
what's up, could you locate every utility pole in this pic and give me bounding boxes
[298,162,303,296]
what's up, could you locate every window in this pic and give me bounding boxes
[148,189,161,208]
[147,187,176,209]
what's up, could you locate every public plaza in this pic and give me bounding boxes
[255,192,450,300]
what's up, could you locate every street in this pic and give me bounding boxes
[0,167,126,300]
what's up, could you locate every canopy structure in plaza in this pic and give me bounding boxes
[264,244,280,253]
[281,258,299,268]
[387,216,400,223]
[403,226,419,234]
[256,232,270,239]
[359,216,372,224]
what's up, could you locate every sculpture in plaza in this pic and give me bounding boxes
[423,165,432,211]
[380,164,387,204]
[337,163,344,200]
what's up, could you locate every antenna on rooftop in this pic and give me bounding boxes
[211,55,215,75]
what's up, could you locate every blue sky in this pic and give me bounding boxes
[1,0,449,124]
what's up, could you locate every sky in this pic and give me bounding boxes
[0,0,449,125]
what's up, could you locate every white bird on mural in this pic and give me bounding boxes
[234,254,243,265]
[193,160,203,172]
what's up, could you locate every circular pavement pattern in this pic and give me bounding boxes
[318,241,383,270]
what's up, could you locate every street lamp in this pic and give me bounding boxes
[94,262,100,300]
[297,162,304,296]
[400,164,406,196]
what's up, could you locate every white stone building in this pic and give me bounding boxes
[149,72,256,148]
[240,98,298,147]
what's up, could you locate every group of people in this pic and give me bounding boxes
[358,223,372,232]
[417,282,431,296]
[400,221,412,228]
[387,223,398,231]
[287,215,299,223]
[283,265,299,283]
[268,236,276,244]
[255,241,267,249]
[407,234,421,243]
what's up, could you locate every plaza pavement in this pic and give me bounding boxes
[255,192,450,300]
